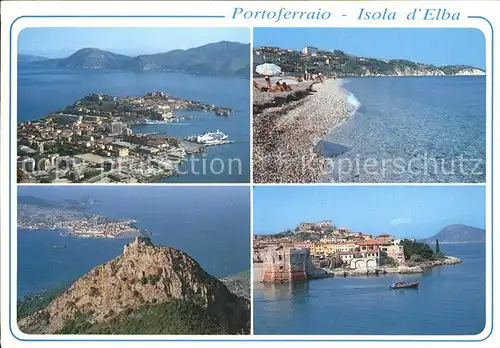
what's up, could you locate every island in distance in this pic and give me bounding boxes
[18,195,147,238]
[17,186,251,335]
[421,224,486,244]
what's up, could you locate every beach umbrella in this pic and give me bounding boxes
[255,63,282,76]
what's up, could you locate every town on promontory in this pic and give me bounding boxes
[17,33,251,184]
[18,91,234,183]
[253,220,468,282]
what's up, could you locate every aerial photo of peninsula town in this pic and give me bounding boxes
[17,186,251,335]
[253,186,486,335]
[17,27,250,183]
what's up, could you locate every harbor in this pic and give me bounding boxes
[17,92,241,184]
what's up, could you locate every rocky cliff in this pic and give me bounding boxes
[18,237,250,334]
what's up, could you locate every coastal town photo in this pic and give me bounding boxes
[252,28,486,183]
[17,27,250,183]
[253,186,486,335]
[17,185,251,335]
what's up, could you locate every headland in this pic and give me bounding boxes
[17,92,233,183]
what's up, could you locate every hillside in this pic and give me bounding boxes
[422,224,486,244]
[30,41,250,77]
[18,237,250,335]
[255,47,485,77]
[18,54,47,63]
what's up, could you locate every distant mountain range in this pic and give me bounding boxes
[421,224,485,244]
[24,41,250,77]
[18,54,47,63]
[18,195,98,211]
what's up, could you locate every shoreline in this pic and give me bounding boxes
[252,256,463,282]
[253,78,353,183]
[328,256,463,277]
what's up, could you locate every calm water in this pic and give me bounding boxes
[18,68,250,182]
[17,186,251,298]
[326,77,486,183]
[254,243,486,335]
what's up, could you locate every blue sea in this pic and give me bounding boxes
[325,76,486,183]
[18,67,250,182]
[254,243,486,335]
[17,186,251,298]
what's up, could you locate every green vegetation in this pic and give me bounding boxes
[379,251,396,266]
[57,299,248,335]
[17,283,68,320]
[402,239,434,260]
[256,47,482,77]
[401,239,446,262]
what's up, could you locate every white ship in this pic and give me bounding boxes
[137,118,171,125]
[186,130,229,145]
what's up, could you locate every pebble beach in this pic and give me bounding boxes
[253,78,353,183]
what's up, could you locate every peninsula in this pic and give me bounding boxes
[17,92,233,183]
[253,220,464,282]
[18,196,149,239]
[254,45,485,77]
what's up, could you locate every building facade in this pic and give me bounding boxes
[262,246,309,283]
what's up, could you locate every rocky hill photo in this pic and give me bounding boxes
[29,41,250,77]
[18,237,250,335]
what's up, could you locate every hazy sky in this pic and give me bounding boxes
[18,27,250,58]
[253,186,486,238]
[254,28,486,69]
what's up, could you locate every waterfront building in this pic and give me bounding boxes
[262,246,309,282]
[384,244,405,265]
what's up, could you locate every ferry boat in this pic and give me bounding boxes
[137,118,171,125]
[390,280,419,289]
[186,130,229,145]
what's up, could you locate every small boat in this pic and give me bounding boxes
[53,245,67,249]
[390,280,419,289]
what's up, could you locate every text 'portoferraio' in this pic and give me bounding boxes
[231,8,461,22]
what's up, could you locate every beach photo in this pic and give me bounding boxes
[253,186,486,335]
[252,28,486,183]
[17,27,250,183]
[16,186,251,335]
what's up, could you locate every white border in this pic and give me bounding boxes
[1,1,498,347]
